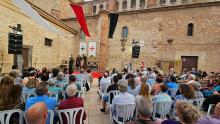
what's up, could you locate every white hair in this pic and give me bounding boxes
[66,84,77,97]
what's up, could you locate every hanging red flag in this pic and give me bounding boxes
[69,4,91,37]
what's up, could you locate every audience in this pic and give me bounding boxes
[152,84,172,102]
[22,70,37,86]
[173,84,195,104]
[151,77,164,95]
[22,78,39,94]
[111,79,135,117]
[25,82,57,124]
[190,82,204,99]
[175,101,202,124]
[127,74,140,96]
[25,102,48,124]
[197,102,220,124]
[100,75,119,112]
[99,72,111,93]
[58,84,86,124]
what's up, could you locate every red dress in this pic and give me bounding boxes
[58,96,86,124]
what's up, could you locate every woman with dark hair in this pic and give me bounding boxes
[48,68,60,85]
[0,76,23,110]
[127,74,140,96]
[173,84,195,105]
[151,76,164,95]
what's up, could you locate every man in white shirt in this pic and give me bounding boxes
[111,79,135,117]
[100,73,111,93]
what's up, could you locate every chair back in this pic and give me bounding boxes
[190,98,205,108]
[153,101,172,119]
[0,109,23,124]
[114,104,136,123]
[100,83,110,95]
[57,107,84,124]
[48,110,54,124]
[108,90,119,104]
[22,93,36,102]
[207,104,215,116]
[49,93,59,102]
[168,88,178,98]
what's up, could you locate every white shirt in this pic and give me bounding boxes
[100,77,111,93]
[112,92,135,117]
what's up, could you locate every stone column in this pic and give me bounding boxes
[136,0,140,10]
[98,11,109,70]
[127,0,131,11]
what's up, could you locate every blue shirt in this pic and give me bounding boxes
[166,82,178,89]
[214,85,220,92]
[22,87,35,94]
[127,85,140,96]
[25,95,57,124]
[25,95,57,110]
[152,92,172,102]
[147,79,155,87]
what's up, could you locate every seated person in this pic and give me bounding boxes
[162,101,202,124]
[166,76,178,89]
[22,78,39,94]
[197,102,220,124]
[202,91,220,111]
[127,74,140,96]
[25,82,57,124]
[189,82,204,99]
[99,73,111,94]
[54,72,68,87]
[58,84,86,124]
[25,102,48,124]
[111,79,135,117]
[100,75,119,112]
[152,84,172,102]
[173,84,196,105]
[126,97,155,124]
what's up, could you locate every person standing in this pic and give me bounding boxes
[69,54,74,74]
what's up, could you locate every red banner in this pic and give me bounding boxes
[70,4,91,37]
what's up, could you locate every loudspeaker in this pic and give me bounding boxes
[8,33,23,54]
[108,13,119,38]
[132,45,140,58]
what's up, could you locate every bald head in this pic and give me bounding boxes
[25,102,48,124]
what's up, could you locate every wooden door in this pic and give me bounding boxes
[181,56,198,71]
[22,48,29,68]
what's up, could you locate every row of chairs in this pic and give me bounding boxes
[0,107,84,124]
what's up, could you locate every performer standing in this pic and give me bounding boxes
[83,54,88,69]
[69,54,74,74]
[76,55,81,70]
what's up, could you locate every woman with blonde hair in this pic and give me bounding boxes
[22,78,39,94]
[135,83,153,118]
[175,101,202,124]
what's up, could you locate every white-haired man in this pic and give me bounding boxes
[58,84,86,124]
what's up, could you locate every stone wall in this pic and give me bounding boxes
[64,3,220,72]
[0,0,79,73]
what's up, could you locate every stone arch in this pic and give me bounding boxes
[131,0,136,9]
[122,0,127,11]
[99,4,104,10]
[140,0,145,9]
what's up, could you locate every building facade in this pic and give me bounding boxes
[0,0,80,73]
[62,0,220,74]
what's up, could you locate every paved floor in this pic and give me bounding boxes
[83,78,110,124]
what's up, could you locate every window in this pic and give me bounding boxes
[170,0,176,4]
[187,23,194,36]
[131,0,136,9]
[121,26,129,39]
[140,0,145,9]
[122,1,127,11]
[45,38,53,46]
[99,4,104,10]
[160,0,166,5]
[93,5,97,14]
